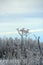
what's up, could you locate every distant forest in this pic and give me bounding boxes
[0,37,43,65]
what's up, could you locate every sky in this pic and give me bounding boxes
[0,0,43,42]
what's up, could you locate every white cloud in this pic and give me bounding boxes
[0,18,43,32]
[0,0,43,15]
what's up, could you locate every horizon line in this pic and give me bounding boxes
[0,29,43,35]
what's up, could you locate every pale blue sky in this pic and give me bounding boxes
[0,0,43,42]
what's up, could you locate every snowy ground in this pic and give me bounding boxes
[0,59,40,65]
[0,59,20,65]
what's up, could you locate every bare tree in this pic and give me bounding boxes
[34,35,42,65]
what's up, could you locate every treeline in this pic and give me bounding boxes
[0,37,43,60]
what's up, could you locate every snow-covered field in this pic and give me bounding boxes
[0,59,20,65]
[0,58,40,65]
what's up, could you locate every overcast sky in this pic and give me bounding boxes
[0,0,43,41]
[0,0,43,14]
